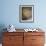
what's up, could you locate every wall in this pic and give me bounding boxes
[0,0,46,29]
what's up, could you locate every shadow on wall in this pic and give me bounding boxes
[0,24,7,43]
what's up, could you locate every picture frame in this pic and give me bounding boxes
[19,5,34,23]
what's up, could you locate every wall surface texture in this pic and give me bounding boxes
[0,0,46,29]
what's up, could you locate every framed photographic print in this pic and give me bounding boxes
[19,5,34,23]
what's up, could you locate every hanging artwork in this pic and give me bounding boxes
[19,5,34,23]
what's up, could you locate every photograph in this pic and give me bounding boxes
[19,5,34,23]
